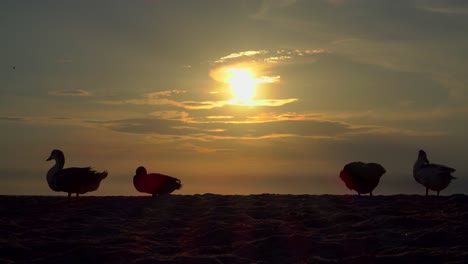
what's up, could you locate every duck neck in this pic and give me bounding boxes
[47,159,64,191]
[133,173,146,191]
[413,158,425,177]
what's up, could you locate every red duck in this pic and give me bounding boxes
[339,162,386,196]
[133,166,182,196]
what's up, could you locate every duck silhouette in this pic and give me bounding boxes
[46,149,108,203]
[133,166,182,196]
[413,150,456,196]
[340,162,386,196]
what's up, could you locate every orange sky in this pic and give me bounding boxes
[1,0,468,195]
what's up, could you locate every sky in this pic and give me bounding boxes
[1,0,468,196]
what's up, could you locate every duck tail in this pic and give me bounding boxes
[85,171,108,192]
[175,179,182,190]
[100,171,108,179]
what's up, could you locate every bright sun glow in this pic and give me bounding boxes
[226,68,256,104]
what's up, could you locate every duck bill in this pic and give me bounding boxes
[46,156,52,161]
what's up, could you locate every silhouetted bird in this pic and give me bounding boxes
[46,149,108,203]
[133,166,182,196]
[413,150,456,196]
[340,162,386,196]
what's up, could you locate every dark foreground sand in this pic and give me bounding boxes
[1,195,468,264]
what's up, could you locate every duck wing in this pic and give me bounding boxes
[149,173,182,195]
[340,162,365,190]
[417,163,456,184]
[161,174,182,193]
[421,163,456,173]
[343,162,369,180]
[55,167,108,194]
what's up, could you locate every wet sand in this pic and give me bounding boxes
[1,194,468,263]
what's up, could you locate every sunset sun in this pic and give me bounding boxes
[226,68,256,104]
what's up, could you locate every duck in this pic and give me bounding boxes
[413,150,456,196]
[133,166,182,196]
[46,149,108,203]
[339,162,386,196]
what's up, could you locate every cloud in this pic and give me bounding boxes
[263,56,292,63]
[215,50,268,63]
[206,116,234,119]
[306,107,468,123]
[0,116,28,122]
[152,90,186,97]
[48,89,91,96]
[251,0,298,19]
[414,0,468,15]
[101,91,297,109]
[249,99,298,106]
[99,114,445,146]
[102,49,329,111]
[422,7,468,15]
[149,111,191,121]
[0,115,93,127]
[97,117,363,141]
[352,126,446,137]
[214,49,328,65]
[174,143,236,153]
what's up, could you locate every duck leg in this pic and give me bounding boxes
[370,192,373,197]
[437,191,440,197]
[425,187,428,196]
[358,192,361,196]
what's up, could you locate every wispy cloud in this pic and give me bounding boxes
[154,90,186,97]
[48,89,91,96]
[101,90,297,109]
[95,113,443,143]
[149,111,191,121]
[101,117,353,140]
[237,98,298,106]
[215,50,268,63]
[100,90,193,108]
[351,126,447,137]
[251,0,298,20]
[206,116,234,119]
[263,56,292,63]
[214,49,328,65]
[309,108,468,123]
[0,116,28,122]
[174,142,236,153]
[422,7,468,15]
[0,115,92,127]
[256,75,281,83]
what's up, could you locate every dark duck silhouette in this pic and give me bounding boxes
[413,150,456,196]
[133,166,182,196]
[340,162,386,196]
[46,149,108,203]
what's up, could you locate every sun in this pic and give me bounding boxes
[225,68,256,104]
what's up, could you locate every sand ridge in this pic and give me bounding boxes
[1,195,468,263]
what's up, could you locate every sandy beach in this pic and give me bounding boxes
[1,194,468,263]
